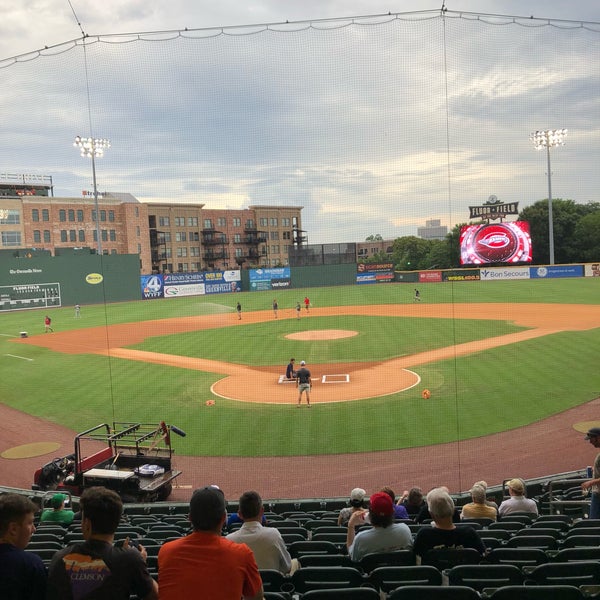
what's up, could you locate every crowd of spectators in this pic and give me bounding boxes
[0,475,560,600]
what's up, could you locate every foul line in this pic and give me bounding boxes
[5,354,33,361]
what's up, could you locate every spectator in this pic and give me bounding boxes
[498,478,538,517]
[40,493,75,526]
[460,484,497,521]
[474,480,499,510]
[158,485,263,600]
[581,427,600,518]
[415,486,461,524]
[413,488,486,562]
[226,491,293,574]
[0,493,46,600]
[400,487,425,518]
[381,486,410,520]
[338,488,367,526]
[346,491,412,562]
[47,486,157,600]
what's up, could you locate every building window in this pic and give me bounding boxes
[217,217,226,227]
[108,210,115,222]
[43,230,51,242]
[246,219,255,229]
[270,218,278,227]
[282,218,290,227]
[78,230,85,242]
[1,231,21,246]
[235,248,243,257]
[93,230,97,242]
[109,230,116,241]
[69,230,76,242]
[271,245,280,254]
[42,209,49,222]
[135,206,139,217]
[188,217,199,226]
[175,217,185,226]
[68,209,75,221]
[100,210,106,222]
[177,263,187,272]
[204,219,213,229]
[191,262,200,271]
[259,218,268,227]
[270,231,279,240]
[190,232,199,241]
[190,247,200,257]
[136,226,140,236]
[175,231,187,242]
[32,209,39,222]
[111,249,117,255]
[77,210,84,222]
[176,247,187,257]
[33,230,41,243]
[101,230,108,242]
[233,217,241,227]
[165,248,172,258]
[283,231,291,240]
[233,233,241,243]
[163,232,171,242]
[59,209,66,222]
[0,209,19,224]
[92,210,97,222]
[60,230,67,242]
[159,216,170,227]
[137,243,142,254]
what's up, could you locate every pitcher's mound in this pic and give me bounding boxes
[286,329,358,341]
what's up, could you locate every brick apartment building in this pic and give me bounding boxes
[0,173,303,273]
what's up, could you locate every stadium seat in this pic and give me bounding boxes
[304,519,338,530]
[479,529,511,541]
[299,554,354,568]
[300,588,380,600]
[505,535,557,550]
[553,547,600,562]
[561,535,600,548]
[529,519,570,532]
[489,521,524,531]
[500,512,537,523]
[480,537,502,549]
[524,561,600,587]
[460,517,495,527]
[387,585,481,600]
[368,565,442,593]
[486,547,548,567]
[513,527,562,539]
[487,585,584,600]
[447,563,524,591]
[357,550,416,574]
[288,541,339,559]
[571,518,600,529]
[290,566,364,594]
[259,569,288,593]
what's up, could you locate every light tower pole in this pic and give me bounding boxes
[74,136,111,255]
[529,128,567,266]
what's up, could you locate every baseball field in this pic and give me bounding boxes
[1,277,600,499]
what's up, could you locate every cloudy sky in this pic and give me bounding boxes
[1,1,599,245]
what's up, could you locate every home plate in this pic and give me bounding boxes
[321,374,350,384]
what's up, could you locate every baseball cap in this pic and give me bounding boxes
[51,493,66,509]
[585,427,600,440]
[369,491,394,517]
[350,488,366,501]
[300,360,306,365]
[507,478,525,494]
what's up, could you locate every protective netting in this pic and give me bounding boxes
[2,11,600,496]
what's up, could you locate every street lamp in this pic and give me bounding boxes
[73,136,111,255]
[529,128,567,265]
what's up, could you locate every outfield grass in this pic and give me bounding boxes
[0,278,599,457]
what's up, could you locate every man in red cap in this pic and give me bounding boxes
[582,427,600,518]
[346,491,412,562]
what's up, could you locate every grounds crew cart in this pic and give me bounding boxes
[32,421,184,502]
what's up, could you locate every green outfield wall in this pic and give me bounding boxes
[0,254,141,309]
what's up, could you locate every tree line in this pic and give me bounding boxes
[363,199,600,270]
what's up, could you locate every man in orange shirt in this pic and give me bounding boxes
[158,485,263,600]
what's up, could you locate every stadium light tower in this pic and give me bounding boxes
[73,136,111,255]
[529,128,567,266]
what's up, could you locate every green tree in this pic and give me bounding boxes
[574,210,600,262]
[365,234,383,241]
[391,236,431,270]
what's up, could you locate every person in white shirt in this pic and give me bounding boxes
[498,478,538,517]
[226,490,292,574]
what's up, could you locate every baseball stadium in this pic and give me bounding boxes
[1,9,600,596]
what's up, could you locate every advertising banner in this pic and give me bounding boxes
[164,283,205,297]
[479,267,530,281]
[585,263,600,277]
[442,269,480,282]
[249,267,291,291]
[140,274,164,299]
[357,263,394,283]
[419,271,443,283]
[356,273,377,284]
[529,265,584,279]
